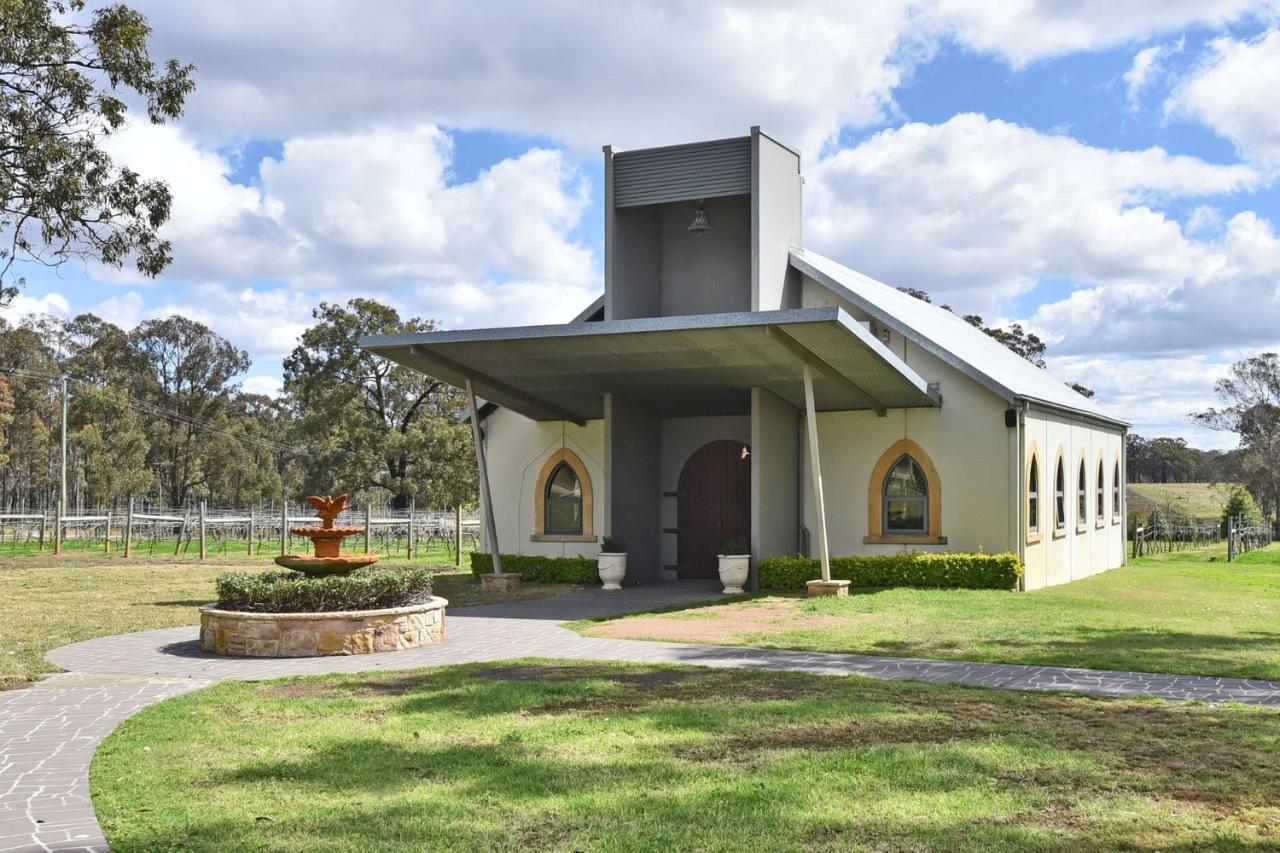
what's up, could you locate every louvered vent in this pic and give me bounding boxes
[613,137,751,207]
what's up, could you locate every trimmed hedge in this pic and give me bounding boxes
[215,566,434,613]
[470,552,598,583]
[759,552,1022,591]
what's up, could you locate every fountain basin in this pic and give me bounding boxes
[274,552,379,576]
[199,597,448,657]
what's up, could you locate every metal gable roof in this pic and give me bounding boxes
[790,248,1129,427]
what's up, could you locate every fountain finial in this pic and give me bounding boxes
[306,494,349,530]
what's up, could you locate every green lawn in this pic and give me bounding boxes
[0,551,566,690]
[92,660,1280,851]
[579,546,1280,680]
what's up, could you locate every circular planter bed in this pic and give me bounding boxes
[199,597,448,657]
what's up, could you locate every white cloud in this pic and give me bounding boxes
[1,291,70,323]
[1123,40,1182,110]
[1048,353,1236,446]
[242,375,283,397]
[806,114,1260,316]
[126,1,1278,157]
[1031,210,1280,356]
[925,0,1264,68]
[101,122,595,293]
[1167,29,1280,166]
[135,0,918,156]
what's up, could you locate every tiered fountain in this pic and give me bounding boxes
[199,494,448,658]
[275,494,378,576]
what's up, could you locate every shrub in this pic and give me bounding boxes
[1221,487,1264,536]
[601,536,626,553]
[470,552,598,583]
[720,536,749,555]
[215,566,434,613]
[758,552,1022,591]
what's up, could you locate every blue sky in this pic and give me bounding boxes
[11,2,1280,449]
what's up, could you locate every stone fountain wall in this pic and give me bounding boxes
[199,598,447,657]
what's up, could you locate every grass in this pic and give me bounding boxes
[91,660,1280,851]
[577,545,1280,680]
[1127,482,1236,522]
[0,551,572,690]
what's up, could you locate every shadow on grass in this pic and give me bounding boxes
[104,663,1280,851]
[853,626,1280,681]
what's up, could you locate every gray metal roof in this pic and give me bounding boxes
[790,249,1129,427]
[362,307,939,423]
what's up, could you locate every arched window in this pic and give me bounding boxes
[1028,454,1040,536]
[1054,456,1066,531]
[883,455,928,533]
[865,439,944,544]
[1096,459,1105,521]
[1112,459,1121,519]
[533,448,594,541]
[544,462,583,535]
[1077,458,1087,526]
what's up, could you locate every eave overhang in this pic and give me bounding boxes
[361,307,938,423]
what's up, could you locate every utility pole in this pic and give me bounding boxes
[59,375,68,516]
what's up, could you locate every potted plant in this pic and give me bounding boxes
[597,536,627,590]
[717,537,750,594]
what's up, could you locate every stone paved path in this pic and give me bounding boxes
[5,581,1280,851]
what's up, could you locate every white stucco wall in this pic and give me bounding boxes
[1021,408,1126,590]
[797,352,1015,558]
[797,276,1016,558]
[480,407,605,558]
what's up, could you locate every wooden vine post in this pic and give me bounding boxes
[124,497,134,558]
[198,501,207,560]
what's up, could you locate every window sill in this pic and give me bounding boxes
[530,534,597,543]
[1095,519,1106,530]
[1052,527,1066,540]
[1112,516,1122,525]
[1026,531,1041,545]
[863,534,948,545]
[1075,524,1088,535]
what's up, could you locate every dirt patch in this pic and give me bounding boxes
[683,715,988,766]
[265,672,442,700]
[582,600,869,645]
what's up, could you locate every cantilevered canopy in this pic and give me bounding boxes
[361,307,938,423]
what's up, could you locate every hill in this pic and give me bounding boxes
[1126,482,1237,522]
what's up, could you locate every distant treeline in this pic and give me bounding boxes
[0,299,476,513]
[1125,434,1238,485]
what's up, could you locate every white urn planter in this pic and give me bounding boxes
[717,554,750,594]
[597,553,627,590]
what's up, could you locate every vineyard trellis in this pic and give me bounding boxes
[1226,515,1272,561]
[0,498,481,564]
[1131,520,1221,557]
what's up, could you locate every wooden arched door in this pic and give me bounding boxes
[677,439,751,580]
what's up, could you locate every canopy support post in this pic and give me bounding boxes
[466,378,504,577]
[802,363,848,597]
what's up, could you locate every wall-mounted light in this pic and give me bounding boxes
[687,200,713,234]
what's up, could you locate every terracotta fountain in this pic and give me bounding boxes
[275,494,379,576]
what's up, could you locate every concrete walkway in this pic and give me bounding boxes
[6,581,1280,851]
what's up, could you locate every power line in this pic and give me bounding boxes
[0,367,310,457]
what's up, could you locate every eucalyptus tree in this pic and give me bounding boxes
[283,299,475,509]
[1194,353,1280,529]
[0,0,194,299]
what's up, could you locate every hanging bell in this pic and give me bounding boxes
[687,201,713,234]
